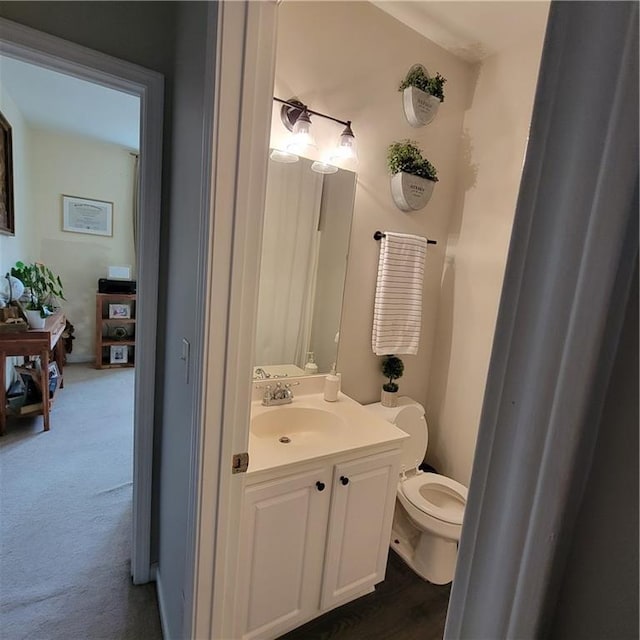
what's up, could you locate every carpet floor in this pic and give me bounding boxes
[0,364,162,640]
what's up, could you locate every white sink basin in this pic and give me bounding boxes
[251,406,347,443]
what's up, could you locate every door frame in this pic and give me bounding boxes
[189,2,278,638]
[0,18,163,584]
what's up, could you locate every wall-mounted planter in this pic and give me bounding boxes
[402,86,441,127]
[390,172,435,212]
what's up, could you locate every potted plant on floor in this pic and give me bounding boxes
[387,140,439,211]
[399,64,447,126]
[381,355,404,408]
[10,261,65,329]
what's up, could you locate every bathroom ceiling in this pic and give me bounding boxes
[0,55,140,150]
[371,1,550,62]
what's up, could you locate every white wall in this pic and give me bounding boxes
[272,2,547,486]
[28,128,136,361]
[426,30,547,484]
[272,1,474,407]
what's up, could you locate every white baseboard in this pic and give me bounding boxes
[155,568,170,640]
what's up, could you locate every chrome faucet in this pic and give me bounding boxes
[261,382,298,406]
[254,368,271,380]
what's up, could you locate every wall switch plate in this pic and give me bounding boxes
[181,338,190,383]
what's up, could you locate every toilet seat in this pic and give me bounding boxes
[400,473,467,525]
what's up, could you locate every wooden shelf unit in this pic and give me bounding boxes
[95,293,136,369]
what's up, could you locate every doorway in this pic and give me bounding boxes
[0,18,162,586]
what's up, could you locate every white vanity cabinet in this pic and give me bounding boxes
[236,447,401,640]
[321,450,400,611]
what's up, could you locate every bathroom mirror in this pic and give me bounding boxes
[253,153,356,378]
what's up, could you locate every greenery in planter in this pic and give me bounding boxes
[399,67,447,102]
[10,261,65,317]
[381,355,404,393]
[387,140,438,182]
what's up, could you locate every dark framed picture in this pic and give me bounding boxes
[0,110,15,236]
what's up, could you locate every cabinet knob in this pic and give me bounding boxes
[316,481,325,492]
[340,476,349,486]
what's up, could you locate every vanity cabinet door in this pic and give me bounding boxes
[237,467,331,640]
[321,449,401,611]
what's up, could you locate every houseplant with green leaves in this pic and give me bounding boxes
[387,140,438,212]
[399,65,447,127]
[11,261,65,328]
[381,355,404,407]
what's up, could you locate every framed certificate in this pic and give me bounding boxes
[62,195,113,236]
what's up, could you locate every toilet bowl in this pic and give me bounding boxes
[366,397,467,584]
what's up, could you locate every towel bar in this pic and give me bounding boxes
[373,230,437,245]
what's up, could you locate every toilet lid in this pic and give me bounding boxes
[400,473,467,525]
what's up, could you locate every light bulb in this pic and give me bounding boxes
[331,122,357,162]
[286,109,316,154]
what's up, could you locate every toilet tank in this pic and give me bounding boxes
[366,397,428,470]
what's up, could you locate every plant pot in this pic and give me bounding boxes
[381,389,398,408]
[391,172,435,212]
[24,309,46,330]
[402,86,441,127]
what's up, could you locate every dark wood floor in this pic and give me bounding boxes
[279,551,451,640]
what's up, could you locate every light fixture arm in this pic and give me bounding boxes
[274,96,352,129]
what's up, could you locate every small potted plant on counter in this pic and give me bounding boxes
[399,64,447,126]
[387,140,438,211]
[10,261,65,329]
[381,355,404,408]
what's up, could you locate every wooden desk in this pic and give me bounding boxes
[0,310,66,435]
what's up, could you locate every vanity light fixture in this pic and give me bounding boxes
[273,96,356,167]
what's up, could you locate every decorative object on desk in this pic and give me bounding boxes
[10,261,65,328]
[399,65,446,127]
[62,195,113,237]
[110,325,128,340]
[387,140,438,212]
[0,274,24,306]
[0,110,14,236]
[108,303,131,319]
[110,344,128,364]
[381,355,404,408]
[0,305,27,333]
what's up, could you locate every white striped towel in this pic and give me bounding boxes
[372,231,427,356]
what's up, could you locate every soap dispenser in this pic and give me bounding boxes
[304,352,318,375]
[324,363,340,402]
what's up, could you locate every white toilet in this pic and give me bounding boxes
[366,397,468,585]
